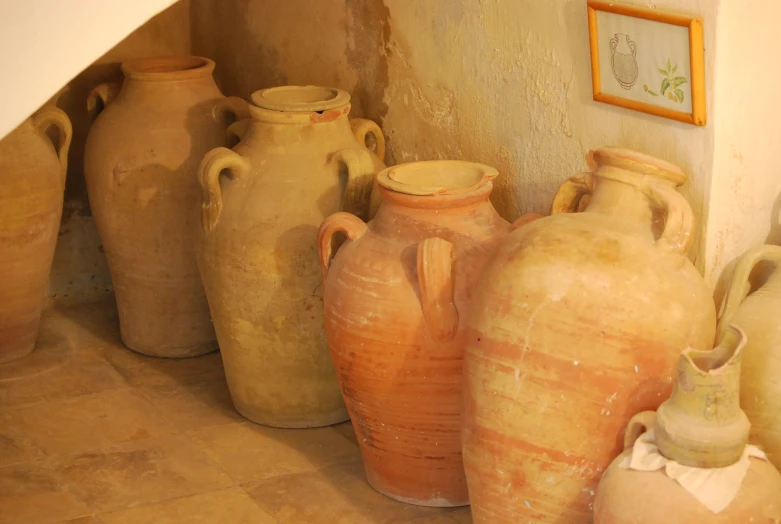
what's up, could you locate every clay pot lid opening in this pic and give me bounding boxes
[591,147,687,186]
[378,161,498,196]
[121,56,215,81]
[251,86,350,112]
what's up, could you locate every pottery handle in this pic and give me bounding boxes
[624,411,657,449]
[550,173,592,214]
[87,82,121,118]
[719,245,781,328]
[32,107,72,184]
[417,237,459,343]
[628,40,637,56]
[213,96,250,126]
[642,183,695,254]
[350,118,386,161]
[198,147,250,233]
[333,148,377,221]
[226,119,251,147]
[511,213,544,231]
[610,37,618,53]
[317,212,368,279]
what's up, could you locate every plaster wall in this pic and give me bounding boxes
[192,0,719,270]
[0,0,179,140]
[704,0,781,299]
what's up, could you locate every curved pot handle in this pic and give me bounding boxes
[333,148,377,221]
[641,183,695,254]
[624,411,657,450]
[198,147,250,233]
[32,107,72,184]
[719,245,781,328]
[213,96,250,127]
[350,118,386,161]
[87,82,121,118]
[511,212,544,231]
[417,237,459,343]
[550,173,593,214]
[226,119,251,147]
[317,212,368,279]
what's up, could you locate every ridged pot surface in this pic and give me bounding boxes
[196,86,385,427]
[462,147,717,522]
[318,161,529,506]
[84,56,247,357]
[0,108,71,362]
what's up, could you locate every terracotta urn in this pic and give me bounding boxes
[0,107,72,362]
[195,85,385,428]
[462,147,717,522]
[718,244,781,468]
[594,326,781,522]
[318,161,538,506]
[84,56,248,358]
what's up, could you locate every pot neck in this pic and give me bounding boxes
[584,166,677,225]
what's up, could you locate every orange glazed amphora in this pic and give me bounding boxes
[84,56,248,358]
[462,147,716,522]
[318,161,539,506]
[196,86,385,428]
[0,108,71,362]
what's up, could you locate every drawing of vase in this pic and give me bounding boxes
[610,33,638,89]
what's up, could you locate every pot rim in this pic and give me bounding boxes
[121,56,215,81]
[591,147,687,187]
[251,86,351,112]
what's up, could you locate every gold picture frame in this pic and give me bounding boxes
[587,1,706,126]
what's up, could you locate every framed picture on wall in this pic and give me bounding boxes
[587,1,706,126]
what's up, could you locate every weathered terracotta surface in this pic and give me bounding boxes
[718,244,781,468]
[462,147,717,522]
[595,327,781,522]
[195,86,385,427]
[0,108,71,363]
[318,161,533,506]
[84,56,247,358]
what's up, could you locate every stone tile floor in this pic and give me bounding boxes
[0,297,472,523]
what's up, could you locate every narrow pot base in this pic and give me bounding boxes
[121,336,219,359]
[0,342,35,364]
[233,403,350,429]
[366,470,470,508]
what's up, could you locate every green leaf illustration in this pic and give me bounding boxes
[658,68,668,75]
[672,64,677,74]
[675,89,685,103]
[661,78,671,95]
[667,58,671,72]
[648,90,659,96]
[673,76,688,86]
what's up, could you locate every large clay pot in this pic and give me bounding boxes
[317,161,537,506]
[462,147,717,522]
[718,244,781,468]
[84,56,248,358]
[195,85,385,428]
[594,326,781,522]
[0,108,72,363]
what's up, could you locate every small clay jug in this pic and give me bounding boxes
[718,245,781,468]
[0,108,72,362]
[594,326,781,522]
[196,85,385,428]
[462,147,716,523]
[84,56,248,358]
[655,326,750,467]
[318,160,539,506]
